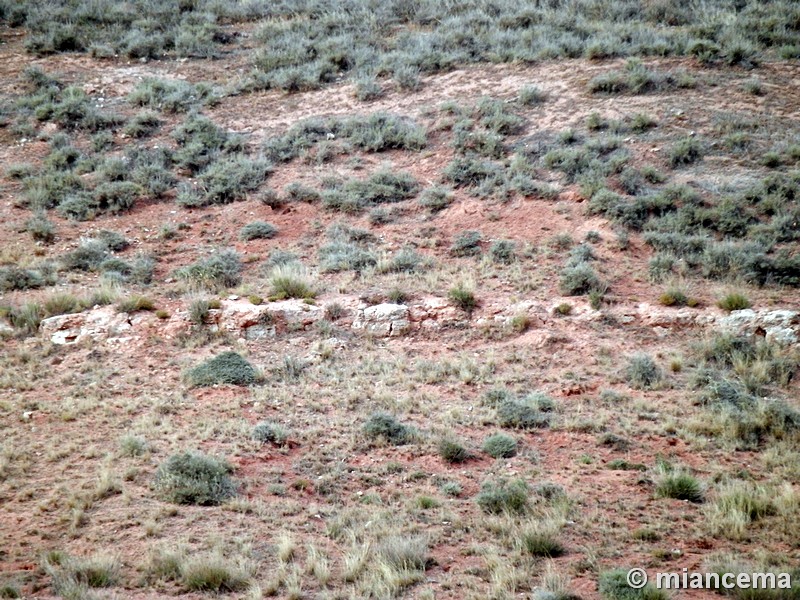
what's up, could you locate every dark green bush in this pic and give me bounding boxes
[153,451,236,506]
[497,393,554,429]
[448,285,477,314]
[186,351,258,387]
[482,433,518,458]
[128,78,220,113]
[450,231,482,257]
[655,469,704,503]
[239,221,277,241]
[717,293,751,312]
[476,478,529,514]
[668,136,704,168]
[625,353,662,390]
[176,249,242,290]
[363,412,415,445]
[179,156,269,208]
[599,568,669,600]
[437,437,470,463]
[252,421,288,445]
[560,262,606,296]
[418,186,453,213]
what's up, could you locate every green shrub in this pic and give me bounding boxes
[43,293,84,317]
[482,433,518,458]
[625,353,662,390]
[181,553,251,593]
[717,293,751,312]
[123,110,161,138]
[153,451,236,506]
[559,262,606,296]
[179,156,269,208]
[497,393,554,429]
[319,241,377,273]
[268,265,316,299]
[599,568,669,600]
[252,421,288,445]
[186,351,258,387]
[119,434,148,457]
[0,266,49,292]
[451,231,482,257]
[5,303,43,335]
[176,249,242,290]
[418,186,453,213]
[363,412,415,445]
[25,213,55,243]
[476,478,529,514]
[239,221,277,241]
[658,287,689,307]
[655,467,704,503]
[519,85,548,105]
[437,437,470,463]
[488,240,516,264]
[284,182,321,203]
[128,78,219,113]
[117,295,155,313]
[668,136,704,168]
[444,156,504,191]
[521,528,565,557]
[448,285,477,314]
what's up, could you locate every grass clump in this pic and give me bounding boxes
[589,59,676,95]
[252,421,288,446]
[451,230,483,257]
[489,240,516,264]
[482,433,518,458]
[521,526,565,558]
[363,412,416,446]
[268,265,316,300]
[448,284,477,314]
[128,78,219,113]
[496,392,555,429]
[559,262,606,296]
[180,553,251,593]
[178,156,269,208]
[117,295,155,313]
[668,136,704,168]
[625,353,662,390]
[44,553,120,593]
[153,451,236,506]
[717,293,751,312]
[476,478,529,514]
[186,351,258,387]
[418,185,453,213]
[239,221,277,241]
[519,85,548,105]
[176,249,242,290]
[599,568,669,600]
[654,465,704,503]
[437,437,471,463]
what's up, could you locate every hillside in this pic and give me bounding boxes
[1,2,800,599]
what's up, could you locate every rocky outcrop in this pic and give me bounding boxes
[41,306,139,345]
[34,295,800,346]
[352,303,410,336]
[716,309,799,345]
